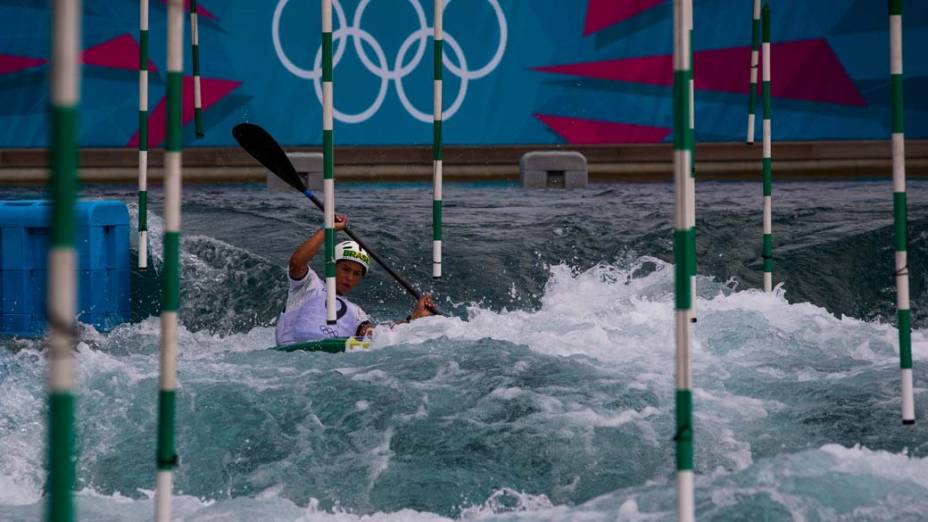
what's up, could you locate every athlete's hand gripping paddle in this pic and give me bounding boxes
[232,122,443,317]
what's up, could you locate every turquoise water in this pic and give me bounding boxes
[1,181,928,520]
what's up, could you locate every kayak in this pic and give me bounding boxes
[270,336,371,353]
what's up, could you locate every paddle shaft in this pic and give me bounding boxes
[300,189,442,315]
[230,122,442,315]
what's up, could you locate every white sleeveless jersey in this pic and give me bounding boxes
[274,267,370,345]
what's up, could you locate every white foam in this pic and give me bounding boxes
[4,256,928,519]
[459,488,555,518]
[820,444,928,488]
[375,259,927,372]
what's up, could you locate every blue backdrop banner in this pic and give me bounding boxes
[2,0,927,147]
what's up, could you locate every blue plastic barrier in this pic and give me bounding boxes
[0,200,130,337]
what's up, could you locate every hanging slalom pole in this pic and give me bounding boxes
[746,0,760,144]
[761,3,773,292]
[154,0,183,519]
[672,0,695,520]
[46,2,81,521]
[190,0,204,138]
[322,0,337,325]
[687,3,696,320]
[138,0,149,271]
[432,0,443,280]
[889,0,915,425]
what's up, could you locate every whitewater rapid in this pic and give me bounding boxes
[2,255,927,521]
[4,181,928,520]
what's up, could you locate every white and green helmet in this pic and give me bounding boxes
[335,240,371,275]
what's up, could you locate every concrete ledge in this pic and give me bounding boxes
[520,151,588,188]
[2,141,928,184]
[520,151,587,171]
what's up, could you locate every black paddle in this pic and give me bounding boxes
[232,122,443,316]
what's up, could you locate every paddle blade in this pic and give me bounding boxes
[232,123,306,193]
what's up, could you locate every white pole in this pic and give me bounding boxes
[432,0,444,279]
[889,0,915,425]
[673,0,695,520]
[687,0,696,320]
[154,0,184,519]
[47,1,81,520]
[322,0,337,325]
[761,4,773,292]
[138,0,149,270]
[746,0,760,144]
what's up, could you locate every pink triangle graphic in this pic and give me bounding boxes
[0,54,47,74]
[158,0,217,20]
[535,39,866,106]
[535,113,670,144]
[82,34,159,72]
[127,77,240,147]
[538,54,673,85]
[584,0,667,36]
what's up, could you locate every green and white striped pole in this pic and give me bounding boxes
[154,0,183,519]
[432,0,443,280]
[673,0,694,520]
[889,0,915,425]
[761,3,773,292]
[322,0,336,325]
[138,0,149,271]
[47,2,80,520]
[687,2,696,320]
[746,0,760,144]
[190,0,204,139]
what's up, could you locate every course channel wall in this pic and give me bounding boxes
[2,141,928,184]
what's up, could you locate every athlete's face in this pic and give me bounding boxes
[335,260,365,295]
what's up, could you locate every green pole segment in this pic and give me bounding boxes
[673,1,694,520]
[138,0,149,271]
[432,0,443,279]
[746,0,760,144]
[761,3,773,292]
[190,0,203,138]
[889,0,915,425]
[47,2,80,521]
[322,0,336,325]
[155,1,183,520]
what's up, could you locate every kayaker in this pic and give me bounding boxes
[275,214,434,344]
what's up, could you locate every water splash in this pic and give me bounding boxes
[5,181,928,520]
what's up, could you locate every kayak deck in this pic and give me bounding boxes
[271,336,371,353]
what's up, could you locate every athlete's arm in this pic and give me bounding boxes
[399,294,435,323]
[409,294,435,320]
[383,294,436,331]
[288,214,347,280]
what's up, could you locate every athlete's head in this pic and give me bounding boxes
[334,241,370,295]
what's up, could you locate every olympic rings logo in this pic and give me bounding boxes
[272,0,507,124]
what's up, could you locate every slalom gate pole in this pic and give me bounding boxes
[190,0,204,138]
[154,0,183,519]
[746,0,760,144]
[432,0,443,279]
[687,3,696,320]
[322,0,336,325]
[889,0,915,425]
[138,0,149,271]
[761,3,773,292]
[672,0,695,520]
[46,1,81,520]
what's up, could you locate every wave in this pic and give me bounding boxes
[3,257,927,520]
